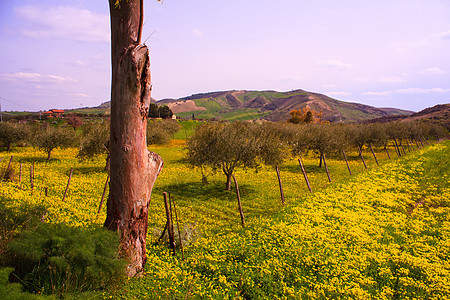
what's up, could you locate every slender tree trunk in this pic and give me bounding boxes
[319,151,323,167]
[275,165,285,204]
[342,150,352,175]
[47,149,52,161]
[232,174,245,227]
[223,166,233,191]
[105,0,163,277]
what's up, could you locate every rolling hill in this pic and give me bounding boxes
[158,89,412,122]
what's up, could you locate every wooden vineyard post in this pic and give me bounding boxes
[30,165,34,190]
[298,156,312,193]
[384,146,391,160]
[163,192,176,255]
[275,165,285,204]
[170,193,184,261]
[97,173,110,216]
[369,145,379,166]
[415,139,420,149]
[19,163,22,188]
[342,150,352,175]
[62,167,73,202]
[232,174,245,227]
[32,162,35,179]
[399,140,406,155]
[45,187,48,197]
[358,146,368,169]
[393,139,401,157]
[2,155,13,180]
[322,154,331,183]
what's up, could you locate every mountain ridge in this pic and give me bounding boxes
[157,89,413,122]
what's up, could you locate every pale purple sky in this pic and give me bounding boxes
[1,0,449,112]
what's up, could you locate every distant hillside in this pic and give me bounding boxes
[62,89,418,123]
[159,89,413,122]
[366,104,450,128]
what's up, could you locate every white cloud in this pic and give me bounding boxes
[14,5,109,43]
[363,87,450,97]
[317,60,352,70]
[379,76,406,83]
[420,67,446,75]
[192,28,204,38]
[362,91,392,96]
[326,91,351,97]
[0,72,77,83]
[356,75,406,84]
[71,93,91,98]
[396,87,450,94]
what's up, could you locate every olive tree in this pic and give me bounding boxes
[186,121,260,190]
[34,125,78,160]
[0,122,29,151]
[77,122,110,170]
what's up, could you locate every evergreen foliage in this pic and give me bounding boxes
[7,223,126,297]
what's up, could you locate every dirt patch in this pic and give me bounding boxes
[167,100,207,114]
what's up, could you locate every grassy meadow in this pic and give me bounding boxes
[0,139,449,299]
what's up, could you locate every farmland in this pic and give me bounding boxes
[1,133,449,299]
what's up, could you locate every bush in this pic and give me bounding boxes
[7,223,126,297]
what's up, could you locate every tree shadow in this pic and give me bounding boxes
[16,157,57,164]
[280,164,326,174]
[73,166,106,175]
[155,180,257,203]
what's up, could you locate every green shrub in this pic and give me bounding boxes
[7,223,126,297]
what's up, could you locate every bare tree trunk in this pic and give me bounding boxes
[232,174,245,227]
[223,166,233,191]
[105,0,164,277]
[275,165,285,204]
[47,149,52,161]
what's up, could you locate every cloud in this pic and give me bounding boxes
[317,60,352,71]
[379,76,406,83]
[363,87,450,97]
[14,5,109,43]
[356,75,406,84]
[419,67,446,75]
[192,28,204,38]
[71,93,91,98]
[326,91,351,97]
[396,88,450,94]
[0,72,77,83]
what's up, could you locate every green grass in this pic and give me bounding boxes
[0,140,449,299]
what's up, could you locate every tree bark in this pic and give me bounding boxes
[105,0,164,277]
[369,144,379,166]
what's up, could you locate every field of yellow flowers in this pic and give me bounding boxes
[1,140,449,299]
